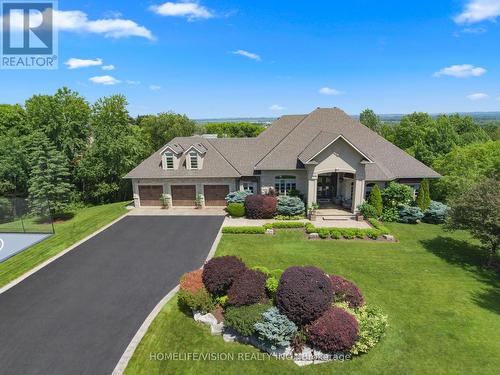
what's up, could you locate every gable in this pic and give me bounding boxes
[313,137,368,175]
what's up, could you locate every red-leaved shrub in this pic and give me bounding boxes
[227,269,267,306]
[275,266,333,326]
[245,194,277,219]
[180,269,204,293]
[307,307,359,353]
[329,275,365,308]
[202,256,247,295]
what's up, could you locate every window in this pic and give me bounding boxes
[165,152,174,169]
[242,182,254,193]
[190,151,198,169]
[274,175,296,195]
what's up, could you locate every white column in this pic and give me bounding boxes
[352,178,365,213]
[307,175,317,208]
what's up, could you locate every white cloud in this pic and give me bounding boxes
[150,2,214,20]
[102,65,115,71]
[89,75,121,85]
[65,58,102,69]
[496,96,500,100]
[149,85,161,91]
[232,50,261,61]
[269,104,284,111]
[318,87,342,95]
[454,0,500,24]
[434,64,486,78]
[467,92,489,100]
[126,80,141,85]
[4,9,155,40]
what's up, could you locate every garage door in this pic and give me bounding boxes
[204,185,229,206]
[171,185,196,206]
[138,185,163,206]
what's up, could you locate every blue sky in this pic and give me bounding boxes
[1,0,500,118]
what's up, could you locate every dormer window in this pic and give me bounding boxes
[189,151,198,169]
[165,152,174,169]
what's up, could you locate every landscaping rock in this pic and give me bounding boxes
[382,234,395,241]
[210,322,224,335]
[308,232,320,239]
[265,228,274,235]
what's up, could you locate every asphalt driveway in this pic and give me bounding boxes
[0,215,223,375]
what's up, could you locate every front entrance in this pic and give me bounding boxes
[317,174,337,201]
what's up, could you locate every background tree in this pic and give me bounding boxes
[416,179,431,211]
[28,133,72,218]
[25,88,91,186]
[432,141,499,202]
[445,179,500,266]
[78,95,150,203]
[359,109,381,133]
[199,122,265,138]
[138,112,196,151]
[368,185,383,216]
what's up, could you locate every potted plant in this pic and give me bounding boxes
[160,193,171,209]
[195,194,204,209]
[308,203,319,221]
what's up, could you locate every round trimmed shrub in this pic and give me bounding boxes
[397,205,424,224]
[224,303,269,336]
[227,202,245,217]
[275,266,333,326]
[227,269,267,306]
[423,201,448,224]
[307,307,359,353]
[225,190,252,204]
[180,269,204,293]
[178,288,215,312]
[202,256,247,295]
[329,275,365,308]
[276,196,305,216]
[358,202,378,219]
[245,195,277,219]
[254,307,297,349]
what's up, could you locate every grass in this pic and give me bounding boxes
[0,201,129,288]
[125,223,500,375]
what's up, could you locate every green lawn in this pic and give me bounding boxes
[0,201,129,288]
[125,224,500,375]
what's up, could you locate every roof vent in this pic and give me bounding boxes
[201,134,218,139]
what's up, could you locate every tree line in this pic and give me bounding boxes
[359,109,499,202]
[0,88,266,216]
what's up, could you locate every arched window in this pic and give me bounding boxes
[274,175,296,195]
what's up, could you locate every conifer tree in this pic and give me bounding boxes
[368,185,383,216]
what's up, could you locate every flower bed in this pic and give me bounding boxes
[179,257,388,366]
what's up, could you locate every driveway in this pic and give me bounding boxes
[0,215,223,375]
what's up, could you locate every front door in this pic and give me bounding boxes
[317,175,332,199]
[317,174,337,200]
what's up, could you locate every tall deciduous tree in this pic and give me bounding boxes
[77,95,150,203]
[416,179,431,211]
[28,133,72,218]
[432,141,500,202]
[138,112,196,151]
[25,88,91,184]
[368,185,383,216]
[445,179,500,266]
[359,109,381,133]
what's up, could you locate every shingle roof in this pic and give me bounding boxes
[125,108,440,181]
[125,136,240,178]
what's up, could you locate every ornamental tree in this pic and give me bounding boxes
[445,179,500,266]
[416,179,431,211]
[368,185,383,216]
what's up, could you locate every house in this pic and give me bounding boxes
[125,107,440,212]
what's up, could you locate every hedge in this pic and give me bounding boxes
[263,221,305,229]
[222,226,266,234]
[306,223,392,240]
